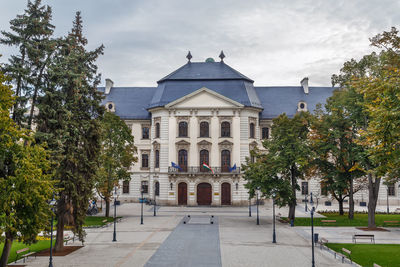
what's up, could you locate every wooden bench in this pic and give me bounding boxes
[352,234,375,243]
[341,248,352,263]
[64,233,74,245]
[16,247,36,263]
[321,220,336,225]
[318,237,328,249]
[383,220,400,227]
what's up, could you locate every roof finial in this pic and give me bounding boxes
[186,51,192,62]
[219,50,225,62]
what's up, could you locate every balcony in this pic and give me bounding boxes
[168,166,240,175]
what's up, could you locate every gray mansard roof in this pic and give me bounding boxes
[100,61,335,119]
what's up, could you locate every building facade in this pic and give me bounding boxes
[100,55,399,207]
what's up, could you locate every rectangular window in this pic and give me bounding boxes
[301,182,308,195]
[142,154,149,168]
[262,127,269,139]
[388,184,395,196]
[141,181,148,193]
[321,183,328,196]
[123,180,129,194]
[142,126,149,139]
[155,150,160,168]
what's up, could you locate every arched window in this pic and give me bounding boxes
[200,121,209,137]
[179,121,188,137]
[155,150,160,168]
[178,149,188,172]
[221,150,230,172]
[200,150,209,172]
[221,122,230,137]
[249,123,255,138]
[262,127,269,139]
[155,123,160,138]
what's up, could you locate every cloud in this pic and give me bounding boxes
[1,0,399,87]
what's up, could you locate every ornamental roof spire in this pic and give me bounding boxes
[186,51,192,62]
[219,50,225,62]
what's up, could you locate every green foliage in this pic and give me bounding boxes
[95,112,137,213]
[0,0,55,127]
[326,243,400,267]
[35,12,104,245]
[0,67,54,264]
[243,112,313,213]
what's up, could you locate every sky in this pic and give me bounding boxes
[1,0,399,87]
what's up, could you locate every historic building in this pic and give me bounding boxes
[100,53,399,207]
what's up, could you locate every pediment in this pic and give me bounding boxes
[165,87,244,109]
[175,140,190,146]
[218,140,233,146]
[197,140,212,146]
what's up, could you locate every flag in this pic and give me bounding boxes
[229,163,237,172]
[202,163,214,174]
[171,162,182,171]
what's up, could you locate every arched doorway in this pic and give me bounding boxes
[178,182,187,205]
[197,183,212,205]
[221,183,231,205]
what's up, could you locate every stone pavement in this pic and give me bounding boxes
[17,203,388,267]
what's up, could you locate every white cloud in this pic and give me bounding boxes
[1,0,399,87]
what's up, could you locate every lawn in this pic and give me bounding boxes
[83,216,116,227]
[0,239,54,264]
[326,243,400,267]
[283,213,400,227]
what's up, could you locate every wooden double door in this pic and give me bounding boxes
[178,182,187,205]
[221,182,231,205]
[197,183,212,205]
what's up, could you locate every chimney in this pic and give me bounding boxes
[300,77,309,94]
[105,78,114,94]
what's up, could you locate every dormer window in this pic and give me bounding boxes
[297,101,307,112]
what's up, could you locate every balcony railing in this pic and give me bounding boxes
[168,166,240,174]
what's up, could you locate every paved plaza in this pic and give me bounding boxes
[15,202,400,267]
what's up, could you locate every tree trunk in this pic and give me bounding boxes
[368,173,381,228]
[348,178,354,219]
[338,198,344,215]
[0,232,13,267]
[288,167,297,223]
[105,199,110,217]
[54,212,65,252]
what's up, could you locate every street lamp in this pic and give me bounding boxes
[140,189,144,225]
[154,185,157,217]
[387,185,390,214]
[112,186,117,242]
[272,192,276,243]
[309,192,316,267]
[304,193,308,212]
[248,196,252,217]
[48,195,56,267]
[256,187,260,225]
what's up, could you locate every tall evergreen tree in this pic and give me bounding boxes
[0,0,55,128]
[95,112,137,217]
[35,12,104,252]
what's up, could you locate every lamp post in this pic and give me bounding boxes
[387,185,390,214]
[272,192,276,244]
[48,196,56,267]
[256,187,260,225]
[112,186,117,242]
[248,196,252,217]
[140,189,144,225]
[304,193,308,212]
[309,192,316,267]
[154,185,157,217]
